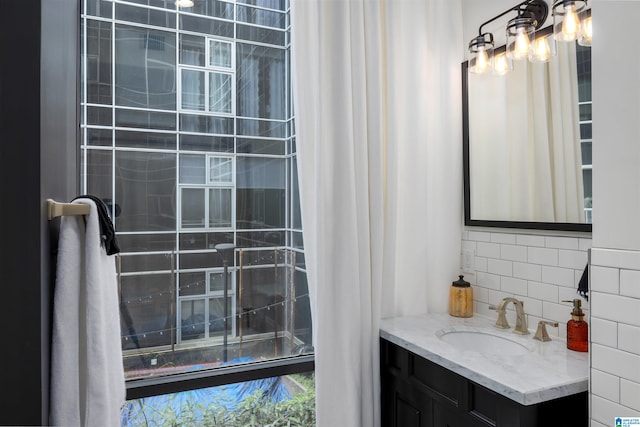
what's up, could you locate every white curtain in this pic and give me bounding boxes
[291,1,462,426]
[469,41,584,223]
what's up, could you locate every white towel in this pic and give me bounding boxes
[50,198,126,427]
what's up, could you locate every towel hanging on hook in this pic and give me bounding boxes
[72,195,121,256]
[47,197,121,255]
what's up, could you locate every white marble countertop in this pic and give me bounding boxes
[379,313,589,406]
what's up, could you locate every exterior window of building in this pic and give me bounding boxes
[80,1,313,419]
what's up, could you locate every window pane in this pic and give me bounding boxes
[116,3,176,29]
[121,274,174,352]
[182,69,205,111]
[121,373,314,426]
[237,43,286,119]
[86,149,113,201]
[180,271,207,297]
[115,108,176,130]
[209,157,233,183]
[189,0,234,20]
[180,134,234,152]
[209,40,232,68]
[180,113,233,134]
[115,151,176,232]
[115,25,176,110]
[209,72,232,113]
[180,299,206,341]
[86,19,112,104]
[115,130,176,149]
[81,0,312,387]
[86,128,112,146]
[209,188,232,227]
[209,297,232,337]
[180,154,206,184]
[180,34,205,66]
[182,188,206,228]
[180,15,234,38]
[237,5,285,29]
[117,233,177,252]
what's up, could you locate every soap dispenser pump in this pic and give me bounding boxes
[563,299,588,352]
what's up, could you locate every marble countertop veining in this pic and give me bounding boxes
[379,313,589,406]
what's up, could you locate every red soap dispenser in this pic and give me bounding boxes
[564,299,588,352]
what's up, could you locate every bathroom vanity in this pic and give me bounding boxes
[380,314,588,427]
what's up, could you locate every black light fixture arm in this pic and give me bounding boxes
[477,0,549,36]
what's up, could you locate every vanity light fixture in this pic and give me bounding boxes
[552,1,590,44]
[468,0,549,75]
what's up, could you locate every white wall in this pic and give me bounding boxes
[461,0,640,424]
[589,0,640,424]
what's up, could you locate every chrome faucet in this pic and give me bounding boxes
[489,297,529,335]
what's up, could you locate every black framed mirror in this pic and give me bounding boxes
[462,24,592,232]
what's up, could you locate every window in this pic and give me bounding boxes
[576,43,592,223]
[81,0,313,422]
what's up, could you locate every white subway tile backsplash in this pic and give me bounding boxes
[591,395,634,426]
[592,248,640,270]
[468,230,491,242]
[513,262,541,281]
[592,292,640,327]
[490,232,516,244]
[488,258,512,276]
[477,242,500,258]
[620,379,640,411]
[515,234,545,247]
[527,281,558,302]
[591,266,620,295]
[542,301,572,324]
[473,286,488,303]
[476,272,501,290]
[519,296,542,317]
[474,256,488,272]
[559,249,588,270]
[591,369,620,402]
[528,246,559,266]
[541,266,575,287]
[592,344,640,383]
[620,269,640,299]
[590,317,618,348]
[545,236,580,250]
[500,244,527,262]
[501,276,527,296]
[618,323,640,355]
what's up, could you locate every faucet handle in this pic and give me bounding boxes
[489,305,510,329]
[533,320,558,342]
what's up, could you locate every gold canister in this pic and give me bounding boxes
[449,275,473,317]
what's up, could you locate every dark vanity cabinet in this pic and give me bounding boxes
[380,338,587,427]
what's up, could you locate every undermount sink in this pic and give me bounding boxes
[437,329,531,356]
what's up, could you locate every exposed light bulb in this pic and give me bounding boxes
[475,47,490,73]
[531,37,551,62]
[493,54,511,75]
[513,27,531,60]
[561,3,580,41]
[578,16,592,46]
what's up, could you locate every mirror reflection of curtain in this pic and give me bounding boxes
[469,41,584,223]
